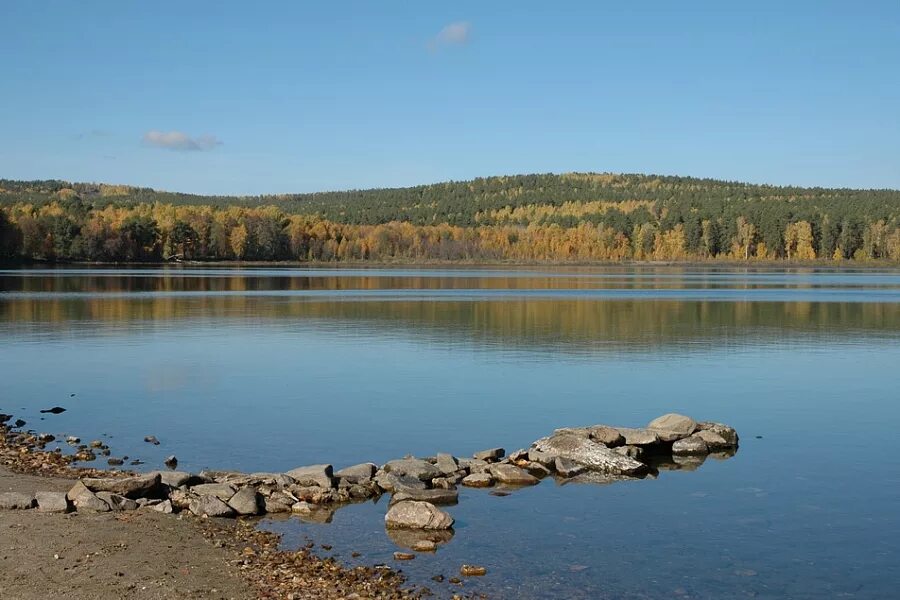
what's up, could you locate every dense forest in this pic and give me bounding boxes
[1,173,899,263]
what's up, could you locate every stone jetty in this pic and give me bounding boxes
[0,413,737,536]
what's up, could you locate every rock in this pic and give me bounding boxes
[383,458,441,482]
[693,428,734,450]
[413,540,437,552]
[65,436,80,445]
[532,432,648,476]
[334,462,377,483]
[151,499,174,514]
[697,422,739,446]
[144,435,160,445]
[74,449,96,462]
[263,495,293,513]
[189,495,236,518]
[375,471,428,493]
[153,470,195,488]
[291,501,335,523]
[0,492,35,510]
[432,475,462,489]
[0,414,10,424]
[227,487,261,515]
[615,428,663,446]
[40,406,66,414]
[189,483,236,501]
[435,453,459,475]
[37,433,55,443]
[460,565,487,577]
[89,440,104,448]
[107,458,124,466]
[164,455,178,469]
[489,463,539,485]
[385,500,454,530]
[386,528,454,550]
[13,419,26,428]
[391,488,459,505]
[96,492,139,511]
[35,491,71,513]
[554,458,586,477]
[613,445,645,460]
[81,473,161,499]
[523,461,552,478]
[167,489,195,510]
[508,449,529,461]
[67,481,110,512]
[461,473,494,488]
[672,436,710,455]
[648,413,698,441]
[393,552,415,560]
[285,464,334,488]
[459,458,491,473]
[588,426,625,447]
[349,483,379,500]
[473,448,505,462]
[527,449,555,467]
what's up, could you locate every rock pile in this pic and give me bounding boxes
[1,413,737,536]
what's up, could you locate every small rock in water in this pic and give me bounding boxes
[39,406,66,414]
[14,419,26,428]
[144,435,160,445]
[107,458,125,466]
[413,540,437,552]
[89,440,104,448]
[461,473,494,488]
[66,436,80,445]
[164,455,178,469]
[37,433,55,443]
[460,564,487,577]
[130,459,144,466]
[393,552,416,561]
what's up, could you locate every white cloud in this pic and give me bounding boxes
[142,130,222,151]
[429,21,471,50]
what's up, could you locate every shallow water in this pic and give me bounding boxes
[2,266,899,598]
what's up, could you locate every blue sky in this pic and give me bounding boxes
[1,1,899,194]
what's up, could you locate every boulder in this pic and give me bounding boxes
[554,458,586,478]
[96,492,139,511]
[334,463,377,483]
[489,463,539,485]
[188,495,235,518]
[385,500,454,530]
[35,491,71,513]
[588,426,625,447]
[526,449,555,467]
[615,428,663,446]
[435,453,459,475]
[189,483,236,501]
[648,413,698,440]
[374,471,428,493]
[697,422,739,446]
[263,495,293,514]
[0,492,35,510]
[694,427,736,450]
[672,435,710,455]
[473,448,505,462]
[286,464,335,488]
[81,473,161,499]
[459,458,491,473]
[383,458,441,482]
[227,487,261,515]
[461,473,494,488]
[67,481,110,512]
[390,488,459,506]
[152,470,195,488]
[532,433,648,476]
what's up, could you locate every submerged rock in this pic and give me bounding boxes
[385,500,454,530]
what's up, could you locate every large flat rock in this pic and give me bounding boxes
[531,433,648,476]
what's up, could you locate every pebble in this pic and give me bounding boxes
[144,436,160,445]
[393,552,415,561]
[460,564,487,576]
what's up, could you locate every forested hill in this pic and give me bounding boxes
[1,173,900,262]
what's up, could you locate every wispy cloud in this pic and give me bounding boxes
[429,21,471,51]
[142,130,222,151]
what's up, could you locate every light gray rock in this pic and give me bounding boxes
[152,470,194,488]
[334,463,377,483]
[435,453,459,475]
[189,483,236,501]
[374,471,428,493]
[151,499,174,514]
[615,428,663,446]
[692,429,731,450]
[383,458,441,482]
[532,432,648,476]
[285,464,334,488]
[588,426,625,447]
[526,449,555,467]
[696,423,739,447]
[96,491,139,511]
[35,491,71,513]
[648,413,698,440]
[390,487,459,505]
[461,473,494,488]
[459,458,491,473]
[188,495,236,518]
[81,473,161,499]
[473,448,505,462]
[227,487,261,515]
[385,500,454,530]
[67,481,110,512]
[0,492,35,510]
[672,435,710,455]
[554,458,586,478]
[489,463,539,485]
[263,495,293,514]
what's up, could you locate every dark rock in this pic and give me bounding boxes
[164,455,178,469]
[107,458,124,466]
[613,445,645,460]
[39,407,66,414]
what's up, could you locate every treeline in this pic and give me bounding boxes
[1,173,899,262]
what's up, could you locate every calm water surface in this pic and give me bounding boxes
[1,266,899,599]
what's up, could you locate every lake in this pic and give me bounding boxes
[1,266,899,599]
